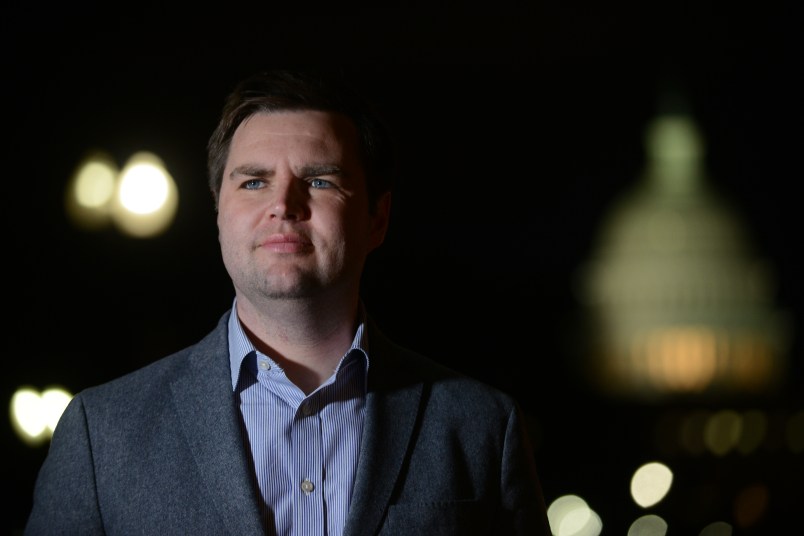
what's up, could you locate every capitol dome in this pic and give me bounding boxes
[575,113,791,401]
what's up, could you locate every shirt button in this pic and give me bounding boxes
[301,479,315,495]
[258,360,270,371]
[301,403,313,416]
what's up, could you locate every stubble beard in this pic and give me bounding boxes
[252,266,325,301]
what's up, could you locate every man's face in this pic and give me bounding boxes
[217,110,389,304]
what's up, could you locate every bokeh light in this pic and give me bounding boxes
[111,151,179,238]
[10,386,73,446]
[630,461,673,508]
[65,150,119,230]
[699,521,733,535]
[547,494,602,536]
[627,514,668,536]
[65,150,179,238]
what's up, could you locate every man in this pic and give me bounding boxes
[25,69,551,535]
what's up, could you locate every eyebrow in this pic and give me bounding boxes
[229,164,343,180]
[229,164,269,179]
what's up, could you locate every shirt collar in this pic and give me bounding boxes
[227,297,370,390]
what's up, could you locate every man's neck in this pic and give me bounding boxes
[235,294,360,395]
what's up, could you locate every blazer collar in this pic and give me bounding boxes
[170,311,265,535]
[343,318,425,536]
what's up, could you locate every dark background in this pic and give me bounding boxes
[4,3,802,534]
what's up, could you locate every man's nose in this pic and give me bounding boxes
[269,179,310,220]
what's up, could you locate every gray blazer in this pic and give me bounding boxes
[25,310,551,535]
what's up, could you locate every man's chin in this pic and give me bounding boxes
[259,280,323,300]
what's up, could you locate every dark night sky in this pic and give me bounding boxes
[4,3,802,533]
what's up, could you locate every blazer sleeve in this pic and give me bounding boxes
[499,402,552,535]
[25,394,105,535]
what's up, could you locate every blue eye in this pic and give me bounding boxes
[310,178,333,189]
[243,179,264,190]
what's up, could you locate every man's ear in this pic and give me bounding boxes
[368,192,392,251]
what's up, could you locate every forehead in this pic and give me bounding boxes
[231,110,360,154]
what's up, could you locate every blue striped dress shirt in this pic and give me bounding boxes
[228,300,369,536]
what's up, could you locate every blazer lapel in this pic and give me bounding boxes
[343,323,425,536]
[170,314,265,535]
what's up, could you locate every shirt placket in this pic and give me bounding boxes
[291,396,324,535]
